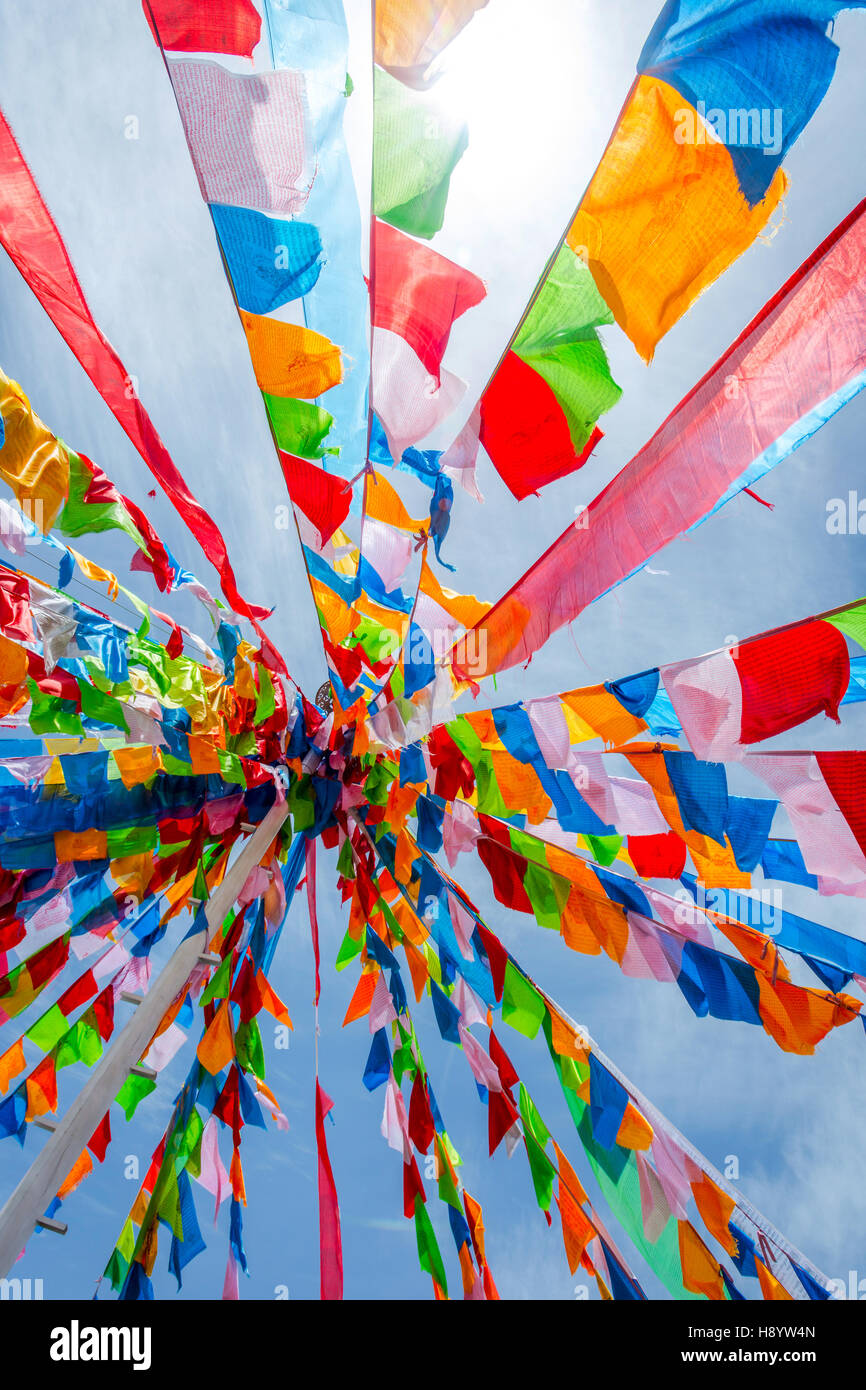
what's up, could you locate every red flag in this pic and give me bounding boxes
[372,220,485,381]
[0,571,34,643]
[626,831,687,880]
[91,984,115,1041]
[87,1111,111,1163]
[474,921,508,1001]
[279,451,351,547]
[0,111,268,625]
[143,0,262,57]
[306,839,320,1007]
[735,620,848,745]
[408,1071,435,1153]
[488,1088,517,1155]
[27,933,70,990]
[481,350,601,499]
[488,1029,520,1093]
[816,752,866,859]
[403,1154,426,1217]
[57,968,98,1016]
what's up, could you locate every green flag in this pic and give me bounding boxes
[217,749,246,785]
[502,961,545,1039]
[336,927,363,971]
[26,1003,68,1053]
[513,245,622,453]
[107,823,158,857]
[177,1108,204,1171]
[347,613,400,664]
[115,1072,156,1121]
[288,774,316,830]
[373,66,467,240]
[236,1017,266,1079]
[254,665,276,725]
[825,602,866,651]
[435,1136,462,1212]
[27,680,83,738]
[57,448,145,547]
[392,1037,417,1086]
[79,677,129,733]
[523,861,570,931]
[582,833,622,867]
[263,394,336,458]
[336,835,355,880]
[105,1245,131,1293]
[519,1083,555,1211]
[414,1194,448,1293]
[200,954,232,1005]
[157,1170,184,1240]
[55,1018,103,1070]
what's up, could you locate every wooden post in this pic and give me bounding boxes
[0,798,288,1278]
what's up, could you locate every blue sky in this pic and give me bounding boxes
[1,0,866,1300]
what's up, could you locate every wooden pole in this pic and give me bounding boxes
[0,798,288,1278]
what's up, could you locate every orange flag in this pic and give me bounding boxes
[0,1038,26,1094]
[57,1148,93,1200]
[25,1054,58,1120]
[256,971,293,1027]
[756,1256,794,1301]
[678,1220,726,1300]
[342,970,378,1026]
[196,999,235,1074]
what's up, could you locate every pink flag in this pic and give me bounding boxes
[315,1082,344,1300]
[238,863,270,908]
[440,403,484,501]
[196,1117,231,1222]
[205,793,245,835]
[636,1151,672,1243]
[255,1084,289,1132]
[609,776,670,837]
[372,327,465,462]
[369,970,397,1032]
[527,697,571,771]
[143,1021,187,1073]
[168,59,311,215]
[27,888,72,935]
[642,885,714,948]
[662,650,742,762]
[458,1022,503,1092]
[442,799,480,866]
[381,1072,411,1159]
[361,515,414,593]
[750,753,866,896]
[449,897,476,961]
[452,976,486,1027]
[621,912,681,983]
[306,838,321,1006]
[650,1127,692,1222]
[222,1252,240,1300]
